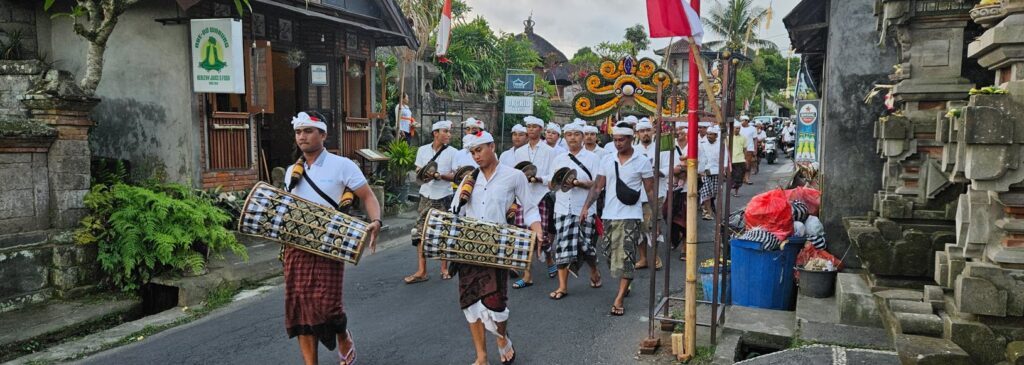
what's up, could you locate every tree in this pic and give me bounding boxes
[44,0,251,95]
[451,0,471,23]
[623,24,650,58]
[434,17,539,94]
[703,0,776,53]
[569,46,601,81]
[593,41,632,60]
[750,48,798,94]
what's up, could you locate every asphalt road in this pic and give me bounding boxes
[77,162,790,365]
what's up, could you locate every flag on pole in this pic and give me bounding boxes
[435,0,452,63]
[645,0,704,45]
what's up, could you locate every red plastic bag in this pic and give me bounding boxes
[785,186,821,216]
[744,189,793,241]
[795,244,844,280]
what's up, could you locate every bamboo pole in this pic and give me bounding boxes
[682,35,727,360]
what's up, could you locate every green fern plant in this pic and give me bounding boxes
[383,139,417,187]
[74,183,247,292]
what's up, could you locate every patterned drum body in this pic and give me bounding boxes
[421,208,535,270]
[238,182,369,264]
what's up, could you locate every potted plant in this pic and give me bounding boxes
[383,139,417,203]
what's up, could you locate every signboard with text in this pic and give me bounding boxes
[505,73,535,93]
[504,95,534,115]
[190,19,245,93]
[794,99,821,164]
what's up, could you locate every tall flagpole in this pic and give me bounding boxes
[683,0,702,359]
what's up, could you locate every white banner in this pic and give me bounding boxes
[191,19,245,94]
[504,96,534,115]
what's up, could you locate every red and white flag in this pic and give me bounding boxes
[646,0,704,45]
[435,0,452,63]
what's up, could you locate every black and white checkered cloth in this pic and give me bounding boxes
[791,200,809,223]
[699,174,719,203]
[808,235,826,249]
[552,213,597,266]
[740,227,784,251]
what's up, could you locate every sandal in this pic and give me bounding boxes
[610,305,625,316]
[512,279,533,289]
[441,271,453,280]
[403,275,429,284]
[549,290,568,300]
[655,257,663,271]
[498,334,516,365]
[547,265,557,278]
[338,330,356,365]
[590,276,603,288]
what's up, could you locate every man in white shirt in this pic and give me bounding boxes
[499,124,527,167]
[396,93,416,143]
[781,121,796,150]
[454,134,480,169]
[753,122,767,175]
[661,122,689,259]
[632,119,662,270]
[406,120,457,284]
[282,112,382,365]
[699,126,722,220]
[452,131,541,365]
[545,122,568,155]
[738,116,757,184]
[697,121,711,145]
[580,122,657,317]
[548,123,602,300]
[512,115,557,288]
[583,124,607,159]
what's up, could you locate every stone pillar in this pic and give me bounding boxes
[19,71,99,230]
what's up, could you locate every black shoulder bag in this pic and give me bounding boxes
[614,162,641,205]
[567,154,603,216]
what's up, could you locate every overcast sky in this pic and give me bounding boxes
[463,0,801,59]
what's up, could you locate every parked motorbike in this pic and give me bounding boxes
[764,136,778,164]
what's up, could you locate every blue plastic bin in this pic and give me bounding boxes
[730,237,803,310]
[698,265,729,303]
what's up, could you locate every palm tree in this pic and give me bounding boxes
[703,0,777,54]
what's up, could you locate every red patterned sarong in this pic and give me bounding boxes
[284,247,347,350]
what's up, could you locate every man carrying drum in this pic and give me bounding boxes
[405,120,457,284]
[454,131,543,365]
[282,112,382,365]
[548,122,602,300]
[580,121,657,317]
[512,115,556,288]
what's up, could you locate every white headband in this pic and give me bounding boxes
[291,112,327,132]
[433,120,453,131]
[464,117,485,130]
[612,127,634,136]
[464,131,495,148]
[511,124,527,133]
[523,115,545,126]
[623,115,639,124]
[635,121,653,130]
[708,126,721,135]
[675,121,687,129]
[583,125,599,134]
[546,122,561,134]
[563,123,584,133]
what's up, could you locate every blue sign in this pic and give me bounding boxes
[505,73,535,93]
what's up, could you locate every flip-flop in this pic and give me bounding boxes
[441,272,453,280]
[498,334,516,365]
[610,305,624,316]
[590,277,602,288]
[549,290,568,300]
[403,275,428,284]
[512,279,532,289]
[338,330,356,365]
